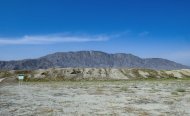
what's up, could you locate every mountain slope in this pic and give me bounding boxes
[0,51,189,70]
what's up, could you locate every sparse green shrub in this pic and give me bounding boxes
[131,69,141,78]
[168,73,175,78]
[171,91,178,95]
[23,76,30,82]
[95,87,104,94]
[176,88,186,92]
[41,72,48,76]
[15,70,32,74]
[70,70,81,74]
[0,71,13,77]
[144,69,158,78]
[120,86,128,91]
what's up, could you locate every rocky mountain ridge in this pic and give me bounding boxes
[0,51,189,70]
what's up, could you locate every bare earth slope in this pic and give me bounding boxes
[1,68,190,81]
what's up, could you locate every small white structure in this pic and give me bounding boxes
[18,74,24,80]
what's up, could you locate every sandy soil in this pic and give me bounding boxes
[0,78,5,83]
[1,80,190,116]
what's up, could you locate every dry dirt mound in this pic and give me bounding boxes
[1,68,190,81]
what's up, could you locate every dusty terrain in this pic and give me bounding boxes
[1,80,190,116]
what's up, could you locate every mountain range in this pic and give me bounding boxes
[0,51,189,70]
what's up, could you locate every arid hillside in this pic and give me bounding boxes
[1,68,190,81]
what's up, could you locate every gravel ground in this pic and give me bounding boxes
[1,80,190,116]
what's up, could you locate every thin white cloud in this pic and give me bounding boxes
[0,34,109,45]
[0,30,151,45]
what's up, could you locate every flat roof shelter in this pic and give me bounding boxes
[18,74,25,80]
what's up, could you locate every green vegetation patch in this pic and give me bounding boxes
[176,88,186,92]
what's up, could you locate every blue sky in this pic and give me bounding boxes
[0,0,190,65]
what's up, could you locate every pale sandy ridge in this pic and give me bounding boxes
[1,68,190,81]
